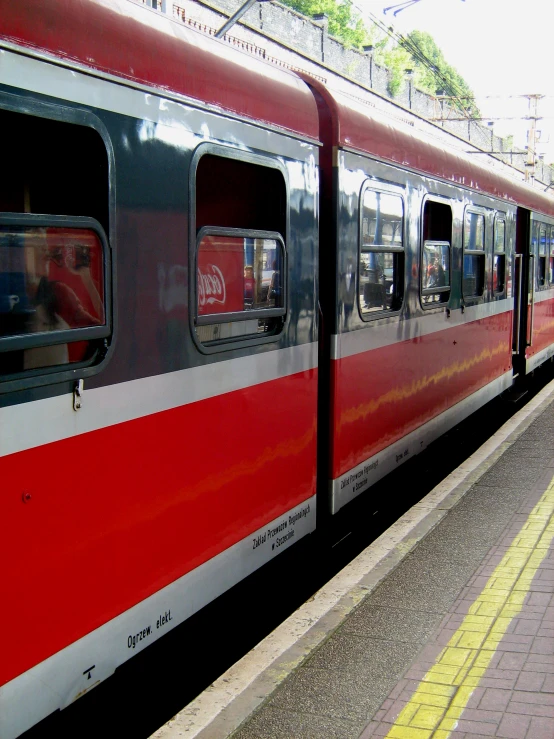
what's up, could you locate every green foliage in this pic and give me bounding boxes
[281,0,371,48]
[280,1,478,116]
[402,30,479,116]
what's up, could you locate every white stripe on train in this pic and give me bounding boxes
[0,342,318,458]
[0,495,316,739]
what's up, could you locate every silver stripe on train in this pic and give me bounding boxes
[0,47,315,156]
[331,299,513,360]
[0,342,318,459]
[526,343,554,374]
[0,495,316,739]
[532,287,554,305]
[330,371,513,514]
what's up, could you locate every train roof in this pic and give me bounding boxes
[308,81,554,218]
[0,0,319,141]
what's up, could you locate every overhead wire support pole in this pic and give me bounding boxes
[525,94,543,183]
[215,0,271,39]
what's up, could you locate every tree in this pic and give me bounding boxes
[280,0,478,115]
[281,0,371,48]
[402,30,479,116]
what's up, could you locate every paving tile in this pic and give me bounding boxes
[510,690,554,706]
[498,652,527,670]
[514,671,545,691]
[454,719,497,736]
[527,715,554,738]
[508,701,554,718]
[478,688,512,711]
[496,713,531,738]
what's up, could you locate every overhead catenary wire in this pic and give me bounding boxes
[349,2,476,118]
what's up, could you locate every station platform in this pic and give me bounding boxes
[152,380,554,739]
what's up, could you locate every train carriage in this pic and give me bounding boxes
[305,82,554,513]
[2,2,554,738]
[0,2,318,736]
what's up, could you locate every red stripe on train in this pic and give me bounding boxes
[1,368,317,686]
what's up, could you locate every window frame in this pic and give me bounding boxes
[493,214,507,297]
[420,239,452,306]
[0,94,114,394]
[419,193,453,310]
[189,144,289,354]
[537,223,548,290]
[549,226,554,285]
[462,207,487,302]
[357,182,405,321]
[0,213,111,366]
[194,226,286,330]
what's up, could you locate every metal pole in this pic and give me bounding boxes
[215,0,259,38]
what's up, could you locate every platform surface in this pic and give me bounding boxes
[152,381,554,739]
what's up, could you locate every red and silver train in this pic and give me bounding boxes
[1,1,554,736]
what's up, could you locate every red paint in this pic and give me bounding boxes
[305,80,554,219]
[1,0,319,140]
[330,314,512,478]
[197,235,244,315]
[527,296,554,362]
[0,369,317,686]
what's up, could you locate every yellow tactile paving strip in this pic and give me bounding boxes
[385,477,554,739]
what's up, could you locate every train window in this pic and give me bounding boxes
[359,188,404,317]
[196,155,286,235]
[194,229,285,346]
[538,225,547,289]
[493,217,506,295]
[463,210,486,299]
[421,199,452,306]
[421,241,450,304]
[550,227,554,284]
[0,219,109,375]
[193,152,287,349]
[0,104,111,382]
[0,107,109,231]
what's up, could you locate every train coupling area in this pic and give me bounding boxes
[152,381,554,739]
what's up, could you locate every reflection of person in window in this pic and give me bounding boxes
[426,255,438,288]
[244,265,255,308]
[435,260,446,287]
[268,260,281,306]
[23,228,102,369]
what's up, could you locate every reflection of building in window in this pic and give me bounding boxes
[420,199,452,307]
[463,211,486,299]
[196,231,285,346]
[359,189,404,317]
[493,217,506,295]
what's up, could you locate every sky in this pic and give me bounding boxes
[355,0,554,163]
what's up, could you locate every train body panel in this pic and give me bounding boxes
[2,2,554,737]
[330,307,513,480]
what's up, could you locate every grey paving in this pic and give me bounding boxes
[227,398,554,739]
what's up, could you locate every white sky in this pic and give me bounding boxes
[355,0,554,162]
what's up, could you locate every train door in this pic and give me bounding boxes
[512,207,531,377]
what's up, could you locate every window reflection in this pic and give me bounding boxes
[422,241,450,305]
[0,225,104,370]
[359,189,404,317]
[196,233,284,345]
